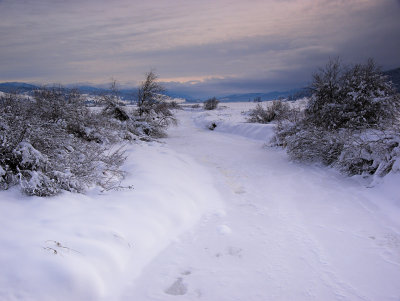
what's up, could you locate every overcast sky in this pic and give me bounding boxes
[1,0,399,97]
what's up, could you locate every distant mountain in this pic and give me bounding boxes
[0,82,39,93]
[66,85,107,95]
[0,82,308,103]
[0,82,137,101]
[384,67,400,92]
[1,68,398,101]
[217,88,310,103]
[218,92,281,102]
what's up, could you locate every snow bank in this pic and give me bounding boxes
[189,102,276,142]
[0,142,223,301]
[363,172,400,228]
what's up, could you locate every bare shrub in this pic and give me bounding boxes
[247,100,292,123]
[166,101,182,109]
[203,97,219,110]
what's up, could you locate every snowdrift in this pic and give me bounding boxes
[0,142,223,301]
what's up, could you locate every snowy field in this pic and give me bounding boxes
[1,101,400,300]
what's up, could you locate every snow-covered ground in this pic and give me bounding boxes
[1,101,400,300]
[0,142,223,300]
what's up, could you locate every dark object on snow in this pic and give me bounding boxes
[208,122,217,130]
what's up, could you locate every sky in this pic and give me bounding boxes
[0,0,399,98]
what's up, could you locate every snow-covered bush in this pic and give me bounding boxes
[247,104,270,123]
[1,74,178,196]
[165,101,182,110]
[94,77,177,141]
[335,127,400,176]
[150,102,178,127]
[127,117,169,139]
[275,120,400,177]
[247,100,291,123]
[123,102,177,140]
[273,58,400,178]
[278,125,344,165]
[0,89,126,196]
[305,58,399,130]
[203,97,219,110]
[100,81,130,122]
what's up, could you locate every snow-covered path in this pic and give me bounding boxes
[123,109,400,301]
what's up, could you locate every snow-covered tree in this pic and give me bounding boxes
[134,71,177,136]
[137,71,166,116]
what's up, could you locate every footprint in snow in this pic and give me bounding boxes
[235,187,246,194]
[228,246,243,258]
[214,246,243,258]
[165,277,188,296]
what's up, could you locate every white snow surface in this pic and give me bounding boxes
[0,142,223,301]
[191,102,276,142]
[1,101,400,300]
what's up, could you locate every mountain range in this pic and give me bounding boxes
[1,67,399,102]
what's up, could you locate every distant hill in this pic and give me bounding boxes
[1,68,399,100]
[66,85,107,95]
[216,88,311,103]
[218,91,286,102]
[0,83,309,102]
[384,67,400,92]
[0,82,137,101]
[0,82,38,93]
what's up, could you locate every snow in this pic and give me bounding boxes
[190,100,307,142]
[0,142,223,300]
[191,102,276,141]
[1,101,400,300]
[165,97,185,104]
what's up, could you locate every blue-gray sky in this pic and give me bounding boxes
[1,0,399,97]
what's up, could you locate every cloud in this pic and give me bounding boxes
[0,0,399,96]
